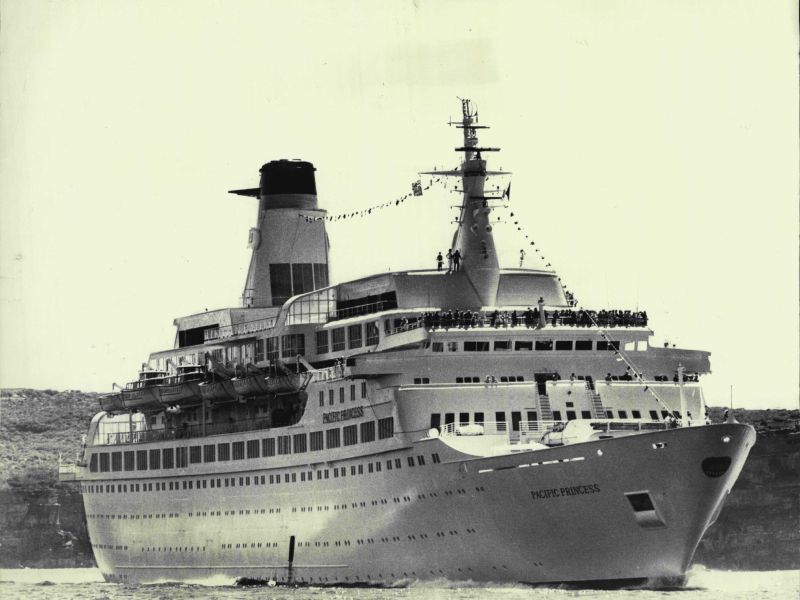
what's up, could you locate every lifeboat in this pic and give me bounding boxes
[99,369,167,413]
[154,365,206,407]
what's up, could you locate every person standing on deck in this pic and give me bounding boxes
[446,249,454,273]
[436,252,444,272]
[453,249,461,272]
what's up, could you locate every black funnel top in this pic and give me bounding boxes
[259,160,317,196]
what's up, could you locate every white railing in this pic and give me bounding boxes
[204,317,277,342]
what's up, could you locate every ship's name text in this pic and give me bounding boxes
[323,406,365,424]
[530,484,600,500]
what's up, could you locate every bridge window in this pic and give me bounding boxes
[316,331,329,355]
[511,412,522,431]
[527,411,538,422]
[475,412,484,425]
[269,264,292,306]
[649,410,659,420]
[632,411,641,419]
[332,328,345,352]
[430,414,441,431]
[459,412,469,425]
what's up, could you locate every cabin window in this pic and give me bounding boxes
[446,342,459,352]
[514,341,533,351]
[575,340,593,351]
[339,387,345,404]
[332,328,345,352]
[316,331,329,355]
[326,429,341,449]
[281,334,305,358]
[310,431,324,451]
[555,340,573,351]
[217,443,230,462]
[649,410,659,421]
[360,421,375,443]
[618,410,628,419]
[535,340,553,351]
[348,324,363,349]
[293,433,308,453]
[464,341,490,352]
[459,412,470,426]
[495,412,507,431]
[111,452,122,472]
[319,391,324,407]
[176,447,188,468]
[366,321,380,345]
[266,337,279,363]
[430,414,441,431]
[552,410,563,421]
[632,411,642,419]
[90,454,99,473]
[163,448,175,469]
[475,412,484,425]
[190,446,202,464]
[263,438,275,457]
[124,451,135,471]
[343,425,358,446]
[407,457,415,467]
[246,440,260,459]
[329,389,334,406]
[456,377,463,383]
[606,410,614,419]
[432,342,444,352]
[511,412,522,432]
[149,449,160,470]
[581,411,592,419]
[378,417,394,440]
[494,340,511,351]
[255,339,265,362]
[203,445,215,463]
[277,436,291,455]
[661,411,670,419]
[527,411,538,422]
[361,381,367,398]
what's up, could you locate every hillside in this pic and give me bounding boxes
[0,388,797,570]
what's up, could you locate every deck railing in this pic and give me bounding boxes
[98,416,273,446]
[204,318,277,342]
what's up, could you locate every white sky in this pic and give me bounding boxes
[1,0,797,409]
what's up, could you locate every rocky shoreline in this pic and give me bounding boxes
[1,389,797,570]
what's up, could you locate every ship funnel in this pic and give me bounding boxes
[231,160,329,308]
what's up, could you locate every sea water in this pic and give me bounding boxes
[0,567,797,600]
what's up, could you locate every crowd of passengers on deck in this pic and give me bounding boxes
[396,308,648,331]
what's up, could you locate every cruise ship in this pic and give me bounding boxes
[60,100,755,588]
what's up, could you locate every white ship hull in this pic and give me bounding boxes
[81,423,753,587]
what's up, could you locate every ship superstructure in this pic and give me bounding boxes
[60,100,755,588]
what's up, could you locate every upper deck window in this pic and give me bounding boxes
[555,340,573,351]
[365,321,380,346]
[281,334,305,358]
[316,330,329,355]
[535,340,553,351]
[464,341,490,352]
[348,324,363,349]
[494,341,511,351]
[286,287,337,325]
[575,340,593,351]
[332,328,345,352]
[515,341,533,351]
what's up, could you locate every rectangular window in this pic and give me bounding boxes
[495,412,506,432]
[632,410,642,419]
[407,456,415,467]
[111,452,122,472]
[263,438,276,457]
[326,428,341,449]
[430,414,441,431]
[95,453,105,472]
[343,425,358,446]
[270,263,292,305]
[526,410,538,423]
[331,328,345,352]
[575,340,593,351]
[515,341,533,351]
[176,447,188,468]
[494,340,511,351]
[361,381,367,398]
[232,441,245,460]
[149,449,160,470]
[281,334,305,358]
[266,337,279,363]
[136,450,148,471]
[555,340,573,351]
[293,433,307,453]
[649,410,659,421]
[445,412,455,426]
[247,439,260,459]
[553,410,563,421]
[316,330,329,354]
[378,417,394,440]
[459,412,470,425]
[217,443,230,462]
[310,431,324,451]
[535,340,553,351]
[464,341,490,352]
[203,445,216,463]
[619,410,628,419]
[255,338,265,362]
[566,411,577,420]
[190,446,202,464]
[365,321,380,345]
[313,263,329,288]
[278,436,291,455]
[350,384,356,401]
[339,387,345,404]
[319,390,325,407]
[446,341,459,352]
[163,448,175,469]
[292,263,314,296]
[360,421,375,443]
[581,411,592,419]
[329,389,334,405]
[348,324,363,349]
[123,451,135,471]
[432,342,444,352]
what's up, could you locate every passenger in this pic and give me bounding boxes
[436,252,443,272]
[605,373,613,383]
[453,249,461,272]
[673,373,679,383]
[569,373,576,381]
[446,249,453,273]
[511,310,518,327]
